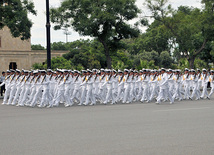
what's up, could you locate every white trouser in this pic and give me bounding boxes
[12,87,22,105]
[208,87,214,98]
[85,88,96,105]
[201,84,208,98]
[8,86,17,105]
[141,86,149,102]
[3,87,11,104]
[30,87,42,107]
[184,84,190,99]
[122,86,130,103]
[52,89,65,106]
[157,88,174,103]
[26,86,36,105]
[20,86,31,105]
[71,88,80,104]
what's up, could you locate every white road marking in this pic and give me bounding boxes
[154,107,211,112]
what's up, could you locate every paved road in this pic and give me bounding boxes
[0,98,214,155]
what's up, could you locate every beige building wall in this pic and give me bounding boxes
[0,27,31,51]
[0,50,69,73]
[0,26,69,73]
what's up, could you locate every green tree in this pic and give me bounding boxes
[31,44,45,50]
[63,39,106,69]
[127,21,171,55]
[51,42,69,50]
[160,51,173,68]
[50,0,140,68]
[144,0,214,68]
[32,57,72,70]
[0,0,36,40]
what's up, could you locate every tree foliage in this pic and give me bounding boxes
[32,0,214,70]
[0,0,36,40]
[31,44,45,50]
[50,0,140,68]
[144,0,214,68]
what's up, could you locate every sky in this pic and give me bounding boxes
[29,0,202,47]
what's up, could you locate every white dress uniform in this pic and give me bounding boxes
[63,74,74,107]
[79,75,87,105]
[140,74,150,102]
[48,75,56,102]
[136,74,143,101]
[39,75,50,107]
[7,74,18,105]
[190,74,200,100]
[11,75,24,105]
[200,73,209,98]
[129,75,136,103]
[30,75,43,107]
[98,74,107,102]
[172,73,183,101]
[1,74,12,105]
[156,72,174,104]
[148,74,158,102]
[116,74,124,102]
[112,74,118,101]
[84,75,96,105]
[17,74,30,106]
[182,73,191,99]
[196,73,202,97]
[19,75,32,105]
[51,75,66,107]
[102,74,115,104]
[25,75,37,106]
[120,74,131,103]
[168,73,175,96]
[208,74,214,98]
[70,74,82,105]
[93,75,100,100]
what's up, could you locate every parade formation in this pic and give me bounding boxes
[0,68,213,108]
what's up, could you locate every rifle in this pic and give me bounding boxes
[194,73,197,80]
[15,74,21,82]
[25,75,31,83]
[82,75,87,82]
[55,75,61,80]
[87,74,93,82]
[153,73,157,81]
[177,73,180,81]
[5,75,11,80]
[114,73,118,78]
[30,75,36,83]
[64,74,70,83]
[186,73,190,79]
[94,73,99,82]
[168,73,173,79]
[119,74,124,83]
[101,73,106,80]
[74,75,80,82]
[58,75,64,84]
[126,73,131,82]
[41,75,47,84]
[49,74,54,80]
[10,75,16,83]
[109,74,113,81]
[35,74,41,83]
[204,73,208,81]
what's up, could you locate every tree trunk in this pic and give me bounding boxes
[188,57,195,69]
[106,50,112,69]
[99,38,112,69]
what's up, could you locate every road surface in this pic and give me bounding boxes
[0,98,214,155]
